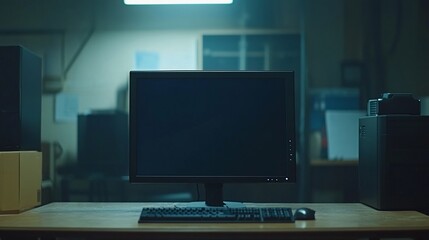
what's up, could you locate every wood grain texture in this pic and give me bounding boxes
[1,202,428,239]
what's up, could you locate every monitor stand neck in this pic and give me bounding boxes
[203,183,245,208]
[204,183,224,207]
[178,183,245,208]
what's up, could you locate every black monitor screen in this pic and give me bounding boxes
[129,71,296,206]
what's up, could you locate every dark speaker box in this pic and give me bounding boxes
[359,116,429,213]
[0,46,42,151]
[78,110,129,176]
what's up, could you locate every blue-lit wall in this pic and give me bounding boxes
[1,0,427,202]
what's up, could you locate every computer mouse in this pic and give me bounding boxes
[294,207,316,220]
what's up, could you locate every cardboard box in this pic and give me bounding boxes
[0,151,42,213]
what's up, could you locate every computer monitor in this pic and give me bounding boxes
[129,71,296,207]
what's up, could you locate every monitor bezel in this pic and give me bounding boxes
[129,70,296,184]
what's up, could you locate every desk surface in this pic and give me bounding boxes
[1,202,429,239]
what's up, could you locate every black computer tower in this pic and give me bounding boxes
[0,46,42,151]
[77,110,129,176]
[359,116,429,213]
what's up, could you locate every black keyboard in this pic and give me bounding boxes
[138,207,294,223]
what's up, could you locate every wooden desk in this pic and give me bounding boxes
[1,202,429,240]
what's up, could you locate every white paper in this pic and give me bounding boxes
[55,93,79,123]
[326,110,365,160]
